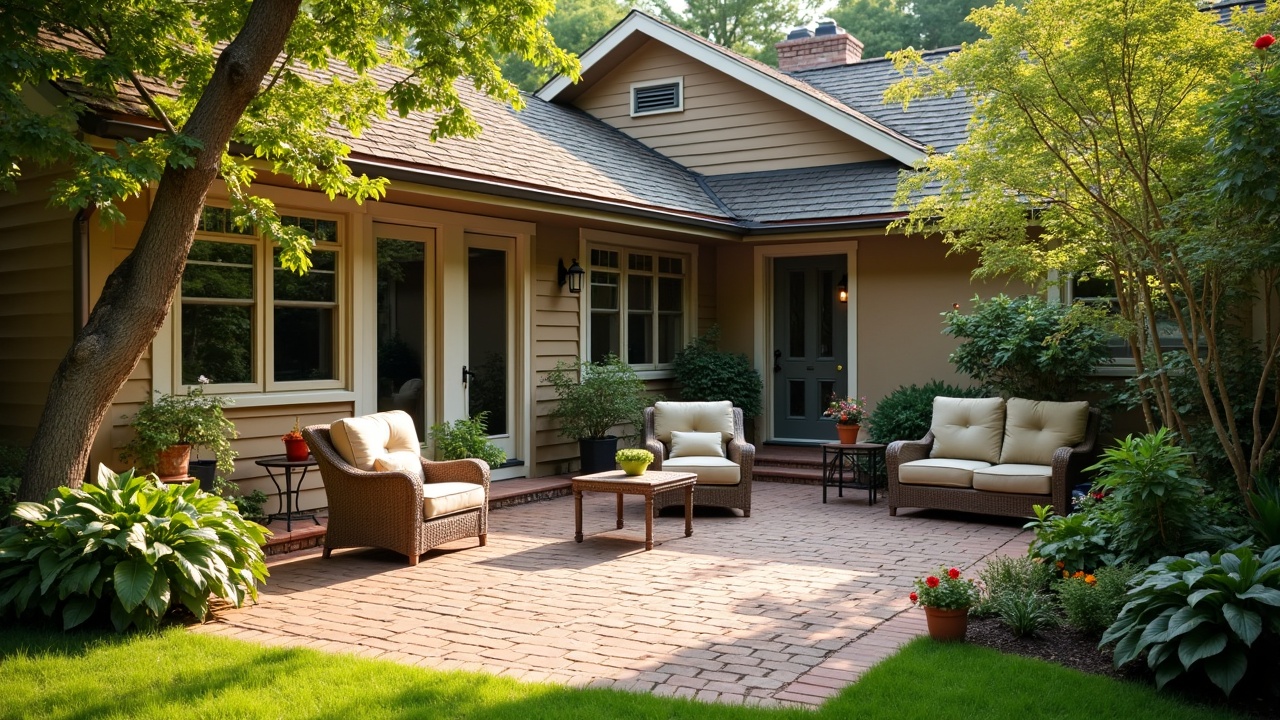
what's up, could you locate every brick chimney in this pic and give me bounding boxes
[775,20,864,73]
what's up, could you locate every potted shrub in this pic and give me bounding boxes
[122,377,237,484]
[544,355,648,473]
[616,448,653,476]
[823,395,869,444]
[281,417,308,461]
[426,411,506,469]
[910,566,980,642]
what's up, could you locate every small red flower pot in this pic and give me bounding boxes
[836,424,860,444]
[284,437,309,462]
[923,606,970,642]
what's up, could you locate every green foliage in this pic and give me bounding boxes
[544,354,649,440]
[1248,476,1280,548]
[0,476,18,520]
[122,383,238,476]
[0,445,25,477]
[615,448,654,464]
[1089,429,1207,563]
[1103,545,1280,696]
[990,590,1058,638]
[1024,503,1116,574]
[830,0,1003,58]
[211,476,268,524]
[499,0,628,91]
[672,326,764,419]
[0,467,267,632]
[1055,564,1139,635]
[943,294,1112,401]
[650,0,805,63]
[911,566,980,610]
[973,555,1053,617]
[867,380,985,444]
[1206,32,1280,225]
[427,412,506,469]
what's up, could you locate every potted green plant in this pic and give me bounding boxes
[616,448,653,476]
[544,355,648,473]
[910,566,980,642]
[122,376,237,484]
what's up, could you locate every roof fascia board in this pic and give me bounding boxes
[537,13,925,165]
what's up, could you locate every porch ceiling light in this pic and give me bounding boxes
[558,258,585,294]
[837,274,848,303]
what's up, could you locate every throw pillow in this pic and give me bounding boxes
[373,450,425,484]
[669,430,726,459]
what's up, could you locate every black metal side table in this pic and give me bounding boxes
[255,455,320,532]
[821,442,887,505]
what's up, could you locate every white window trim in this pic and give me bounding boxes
[172,205,348,395]
[629,76,684,118]
[579,230,697,376]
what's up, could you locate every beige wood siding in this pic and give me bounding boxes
[221,402,354,515]
[531,223,582,476]
[856,235,1033,407]
[0,169,76,446]
[574,39,889,175]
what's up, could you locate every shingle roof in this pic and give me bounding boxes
[789,49,971,154]
[703,160,922,223]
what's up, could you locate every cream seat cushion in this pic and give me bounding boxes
[669,430,726,458]
[929,397,1006,464]
[653,401,735,444]
[660,456,741,485]
[1000,398,1090,465]
[421,482,486,519]
[972,464,1053,495]
[329,410,420,471]
[898,458,991,488]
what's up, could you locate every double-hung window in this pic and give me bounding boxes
[588,247,687,369]
[178,207,345,391]
[1068,274,1185,364]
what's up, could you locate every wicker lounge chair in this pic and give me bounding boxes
[643,401,755,517]
[304,410,489,566]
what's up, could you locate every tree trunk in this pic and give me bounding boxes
[19,0,302,503]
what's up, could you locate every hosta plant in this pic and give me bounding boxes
[1103,545,1280,696]
[0,466,268,632]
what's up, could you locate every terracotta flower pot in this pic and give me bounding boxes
[836,423,860,445]
[923,606,970,642]
[156,443,192,478]
[284,437,309,462]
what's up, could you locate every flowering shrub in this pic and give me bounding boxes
[911,566,979,610]
[1056,564,1138,635]
[823,395,869,426]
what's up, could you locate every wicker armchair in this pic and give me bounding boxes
[304,412,489,566]
[643,401,755,517]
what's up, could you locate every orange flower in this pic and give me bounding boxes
[1085,574,1097,585]
[1063,570,1070,578]
[1056,561,1065,569]
[1072,570,1085,579]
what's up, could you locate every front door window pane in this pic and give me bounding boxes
[789,271,805,357]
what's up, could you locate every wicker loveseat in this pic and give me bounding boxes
[304,410,489,566]
[643,400,755,517]
[887,396,1099,519]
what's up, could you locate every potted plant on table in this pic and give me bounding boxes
[824,395,869,444]
[616,448,654,476]
[122,376,237,487]
[910,566,980,642]
[544,354,648,474]
[281,417,309,461]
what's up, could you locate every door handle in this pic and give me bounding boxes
[773,349,782,373]
[462,365,477,388]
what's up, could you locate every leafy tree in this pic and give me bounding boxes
[884,0,1280,509]
[650,0,805,62]
[2,0,576,503]
[829,0,1011,58]
[501,0,629,91]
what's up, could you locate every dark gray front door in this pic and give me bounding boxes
[772,255,847,440]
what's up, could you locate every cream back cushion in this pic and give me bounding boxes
[329,410,421,471]
[653,401,735,444]
[929,397,1006,464]
[999,398,1090,465]
[373,450,425,484]
[669,430,726,458]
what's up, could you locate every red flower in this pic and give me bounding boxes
[948,567,960,580]
[909,591,919,603]
[925,576,940,588]
[1257,34,1275,49]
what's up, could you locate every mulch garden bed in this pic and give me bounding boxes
[966,616,1280,719]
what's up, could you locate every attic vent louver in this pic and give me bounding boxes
[630,78,683,116]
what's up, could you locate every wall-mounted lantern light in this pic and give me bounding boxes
[558,258,585,294]
[837,274,848,303]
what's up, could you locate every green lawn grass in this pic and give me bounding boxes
[0,626,1241,720]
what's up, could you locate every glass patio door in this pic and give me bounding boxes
[465,234,516,463]
[374,224,434,439]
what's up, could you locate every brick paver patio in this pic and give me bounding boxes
[194,482,1029,707]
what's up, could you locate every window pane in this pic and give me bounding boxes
[184,242,253,299]
[818,270,833,358]
[658,277,682,311]
[629,253,653,272]
[590,271,618,309]
[274,306,335,381]
[274,249,336,302]
[376,238,426,438]
[789,380,805,417]
[468,248,508,435]
[819,380,835,410]
[629,275,652,311]
[182,304,253,385]
[628,312,652,364]
[590,312,619,363]
[591,248,619,268]
[789,270,805,358]
[659,314,682,364]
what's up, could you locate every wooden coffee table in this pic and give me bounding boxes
[573,470,696,551]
